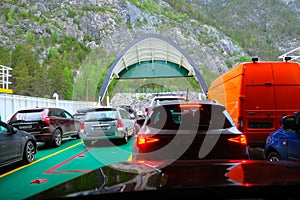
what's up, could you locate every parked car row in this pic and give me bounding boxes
[30,99,300,200]
[1,107,82,168]
[1,101,299,169]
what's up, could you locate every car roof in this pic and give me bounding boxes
[152,95,186,100]
[15,107,62,112]
[76,107,99,113]
[152,99,223,107]
[86,107,117,112]
[150,95,186,105]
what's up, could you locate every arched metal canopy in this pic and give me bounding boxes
[98,34,208,104]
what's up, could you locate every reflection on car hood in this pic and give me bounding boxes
[28,159,300,199]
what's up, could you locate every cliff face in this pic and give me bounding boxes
[0,0,299,78]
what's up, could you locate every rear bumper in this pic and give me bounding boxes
[133,146,250,161]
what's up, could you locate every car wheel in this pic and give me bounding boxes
[267,151,281,161]
[52,129,62,147]
[22,140,35,164]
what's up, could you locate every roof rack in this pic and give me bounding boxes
[278,47,300,62]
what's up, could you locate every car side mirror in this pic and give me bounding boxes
[12,127,18,133]
[7,125,18,134]
[282,116,295,131]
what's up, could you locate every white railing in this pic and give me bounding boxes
[0,65,13,94]
[0,93,98,122]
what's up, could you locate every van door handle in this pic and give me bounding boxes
[265,82,272,85]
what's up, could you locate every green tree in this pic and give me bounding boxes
[11,58,31,95]
[31,62,49,97]
[11,44,40,96]
[0,46,11,66]
[46,57,68,99]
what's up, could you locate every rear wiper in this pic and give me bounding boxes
[98,118,117,121]
[10,120,26,124]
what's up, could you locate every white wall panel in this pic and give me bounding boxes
[0,94,97,122]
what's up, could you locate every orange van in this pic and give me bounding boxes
[207,60,300,147]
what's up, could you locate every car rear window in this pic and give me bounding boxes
[148,104,233,130]
[10,110,44,122]
[85,111,117,121]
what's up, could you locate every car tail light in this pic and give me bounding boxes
[238,116,244,132]
[227,135,247,145]
[137,135,159,148]
[179,104,202,108]
[43,117,51,125]
[117,119,124,128]
[41,110,51,125]
[80,121,85,131]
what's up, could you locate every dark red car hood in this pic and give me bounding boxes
[28,159,300,199]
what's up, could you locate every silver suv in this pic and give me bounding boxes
[80,107,136,146]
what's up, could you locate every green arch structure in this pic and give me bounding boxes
[98,34,208,104]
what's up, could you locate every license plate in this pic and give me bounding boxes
[94,126,108,130]
[19,125,32,129]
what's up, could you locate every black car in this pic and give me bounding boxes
[7,107,81,147]
[133,100,249,161]
[0,120,37,167]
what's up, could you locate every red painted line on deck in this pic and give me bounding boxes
[45,170,91,174]
[44,147,92,174]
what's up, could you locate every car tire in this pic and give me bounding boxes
[22,140,35,164]
[52,129,62,147]
[266,151,281,161]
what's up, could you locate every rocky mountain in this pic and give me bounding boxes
[0,0,299,91]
